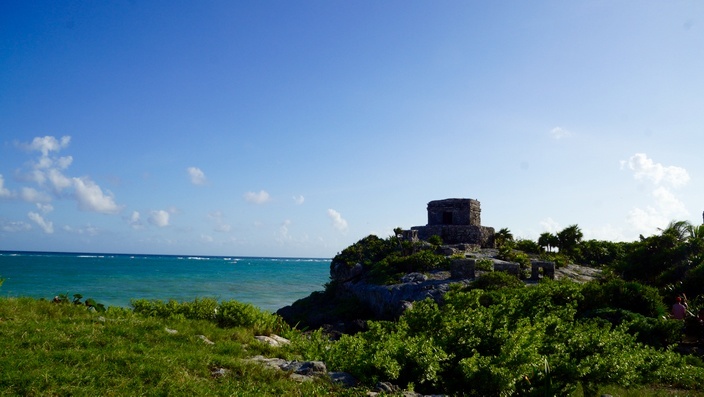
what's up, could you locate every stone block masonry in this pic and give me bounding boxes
[409,198,495,247]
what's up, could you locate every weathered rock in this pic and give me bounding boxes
[450,258,475,279]
[254,335,290,347]
[197,335,215,345]
[331,262,364,282]
[329,371,359,387]
[400,272,428,283]
[211,367,229,378]
[282,360,327,376]
[338,277,469,319]
[245,355,356,385]
[375,381,400,393]
[245,355,288,370]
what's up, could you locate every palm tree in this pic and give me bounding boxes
[557,224,583,255]
[494,228,514,248]
[659,220,692,242]
[538,232,558,253]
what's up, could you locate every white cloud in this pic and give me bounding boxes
[187,167,207,186]
[652,186,688,217]
[279,219,292,241]
[327,208,348,232]
[539,217,560,233]
[36,203,54,214]
[14,136,123,215]
[627,207,667,235]
[550,127,572,139]
[244,190,271,204]
[149,210,170,227]
[1,220,31,232]
[584,224,627,242]
[28,211,53,233]
[293,195,305,205]
[625,153,690,188]
[73,177,122,214]
[63,225,99,236]
[128,211,144,230]
[0,174,13,198]
[623,153,691,236]
[20,187,51,203]
[47,168,72,192]
[26,135,71,156]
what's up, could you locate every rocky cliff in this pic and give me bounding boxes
[276,248,601,333]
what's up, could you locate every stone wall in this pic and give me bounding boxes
[426,198,481,226]
[411,224,495,247]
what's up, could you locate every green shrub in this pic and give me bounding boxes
[469,271,524,291]
[515,238,541,254]
[475,258,493,272]
[216,300,285,334]
[580,279,667,318]
[427,235,443,246]
[330,234,395,269]
[131,298,286,335]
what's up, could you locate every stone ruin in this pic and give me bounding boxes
[408,198,495,248]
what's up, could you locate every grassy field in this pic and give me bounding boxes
[0,297,363,396]
[2,296,704,396]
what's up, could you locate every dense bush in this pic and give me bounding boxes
[515,238,541,254]
[313,281,704,396]
[468,271,524,291]
[131,298,287,335]
[330,234,395,269]
[579,278,667,318]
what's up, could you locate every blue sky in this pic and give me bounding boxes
[1,1,703,258]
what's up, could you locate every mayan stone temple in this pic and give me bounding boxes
[408,198,495,248]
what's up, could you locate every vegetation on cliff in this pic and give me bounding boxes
[306,221,704,395]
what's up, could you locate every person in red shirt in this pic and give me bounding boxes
[672,296,687,320]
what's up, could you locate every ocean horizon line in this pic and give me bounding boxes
[0,249,332,261]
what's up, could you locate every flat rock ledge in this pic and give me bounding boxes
[244,355,357,386]
[244,356,445,396]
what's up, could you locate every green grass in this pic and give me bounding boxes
[2,296,704,396]
[0,297,363,396]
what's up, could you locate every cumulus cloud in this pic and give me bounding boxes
[128,211,144,230]
[327,209,348,232]
[623,153,691,235]
[25,136,71,156]
[293,195,305,205]
[550,127,572,139]
[47,168,72,192]
[187,167,207,186]
[28,211,53,233]
[624,153,690,188]
[149,210,170,227]
[20,187,51,203]
[73,177,122,214]
[0,174,12,198]
[244,190,271,204]
[13,135,123,215]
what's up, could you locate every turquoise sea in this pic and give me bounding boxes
[0,251,331,313]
